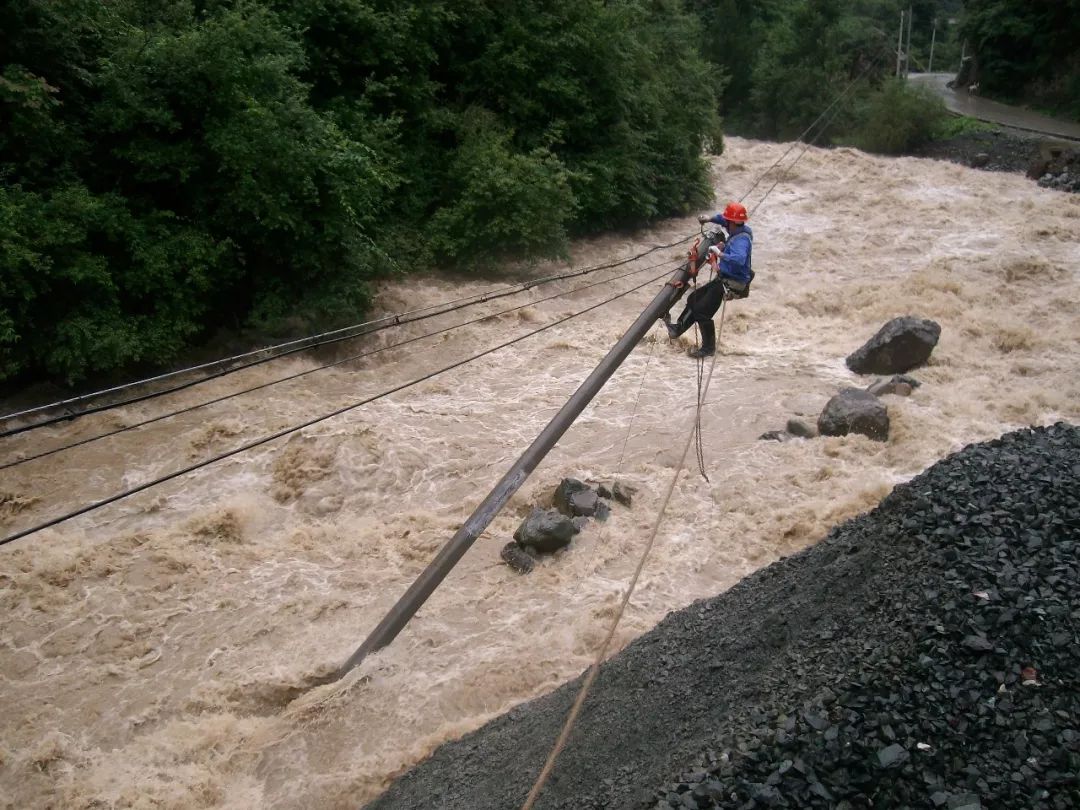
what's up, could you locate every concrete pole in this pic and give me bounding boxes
[332,236,721,680]
[906,6,914,77]
[896,10,905,79]
[929,20,936,73]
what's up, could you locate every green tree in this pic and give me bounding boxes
[961,0,1080,119]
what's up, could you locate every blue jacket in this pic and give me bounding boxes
[706,220,753,284]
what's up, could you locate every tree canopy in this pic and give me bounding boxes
[1,0,720,383]
[3,0,1072,387]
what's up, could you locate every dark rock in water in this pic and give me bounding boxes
[571,516,589,533]
[595,501,611,522]
[513,507,577,553]
[553,477,589,509]
[970,152,991,168]
[786,418,817,439]
[554,477,599,517]
[612,481,635,507]
[846,317,941,375]
[758,430,791,442]
[866,374,921,398]
[597,483,613,500]
[500,542,535,574]
[818,388,890,441]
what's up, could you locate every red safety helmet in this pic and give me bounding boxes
[722,202,748,223]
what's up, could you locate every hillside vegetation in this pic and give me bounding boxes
[3,0,1066,386]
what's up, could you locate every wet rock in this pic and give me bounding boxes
[595,501,611,522]
[970,152,991,168]
[758,430,791,442]
[554,477,600,517]
[1028,142,1080,190]
[500,542,535,574]
[866,374,921,398]
[817,388,890,441]
[845,317,942,375]
[786,418,818,439]
[612,481,635,507]
[513,507,577,553]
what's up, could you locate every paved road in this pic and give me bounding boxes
[910,72,1080,141]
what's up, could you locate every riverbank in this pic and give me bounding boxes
[912,126,1043,174]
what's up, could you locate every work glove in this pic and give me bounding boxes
[708,245,723,258]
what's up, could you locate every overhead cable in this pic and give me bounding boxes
[0,268,673,548]
[1,236,694,437]
[2,259,675,472]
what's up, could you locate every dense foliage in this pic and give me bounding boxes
[3,0,1073,386]
[960,0,1080,120]
[1,0,719,383]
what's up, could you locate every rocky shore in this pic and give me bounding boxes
[913,126,1080,193]
[366,423,1080,810]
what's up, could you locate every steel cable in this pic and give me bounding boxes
[1,236,695,436]
[2,258,676,473]
[1,268,676,548]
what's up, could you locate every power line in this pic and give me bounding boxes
[738,54,883,207]
[1,259,675,472]
[0,236,695,437]
[0,268,674,548]
[749,71,862,217]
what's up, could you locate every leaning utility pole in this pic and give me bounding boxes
[896,10,905,78]
[928,19,937,73]
[332,236,720,680]
[906,6,914,77]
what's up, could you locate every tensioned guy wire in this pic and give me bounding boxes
[1,268,674,548]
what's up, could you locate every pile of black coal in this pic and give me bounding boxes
[644,422,1079,810]
[366,424,1079,810]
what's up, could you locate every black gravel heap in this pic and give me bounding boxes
[364,424,1080,810]
[911,128,1042,174]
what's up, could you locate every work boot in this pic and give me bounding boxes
[689,320,716,358]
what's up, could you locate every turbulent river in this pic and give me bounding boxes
[2,138,1079,809]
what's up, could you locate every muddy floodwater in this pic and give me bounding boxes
[2,138,1079,809]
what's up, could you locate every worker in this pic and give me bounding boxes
[662,202,753,358]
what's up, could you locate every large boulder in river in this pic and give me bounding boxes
[818,388,890,441]
[514,508,579,554]
[845,317,941,375]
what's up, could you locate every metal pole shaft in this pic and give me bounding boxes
[334,237,718,679]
